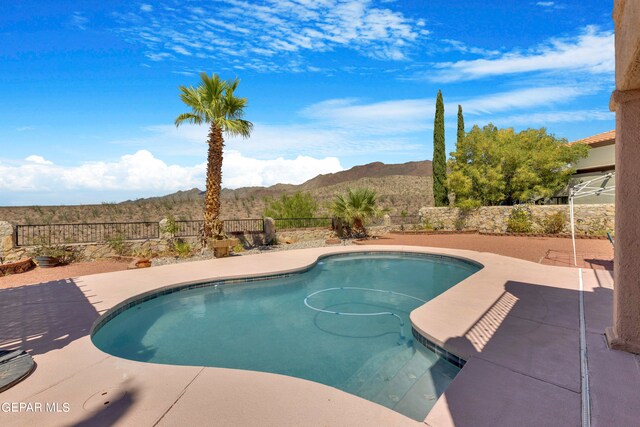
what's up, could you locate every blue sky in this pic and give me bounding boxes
[0,0,615,205]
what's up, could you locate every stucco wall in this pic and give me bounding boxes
[419,204,614,235]
[576,144,615,170]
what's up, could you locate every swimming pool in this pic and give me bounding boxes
[92,252,481,421]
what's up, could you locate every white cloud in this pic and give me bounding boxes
[1,151,204,192]
[429,26,613,82]
[223,151,343,187]
[140,4,153,12]
[115,0,428,72]
[440,39,501,56]
[461,86,590,115]
[16,126,35,132]
[299,85,593,128]
[536,1,565,9]
[70,12,89,30]
[0,149,344,204]
[25,155,53,165]
[471,109,614,127]
[300,98,431,133]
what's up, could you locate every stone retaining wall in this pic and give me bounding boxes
[418,204,615,235]
[276,228,335,244]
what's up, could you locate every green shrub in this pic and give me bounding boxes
[107,234,128,256]
[506,205,533,233]
[161,214,180,235]
[173,239,192,258]
[264,192,318,218]
[539,212,567,234]
[422,218,433,231]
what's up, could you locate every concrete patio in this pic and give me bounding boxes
[1,245,638,426]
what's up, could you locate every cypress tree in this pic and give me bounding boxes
[457,104,465,146]
[432,90,448,206]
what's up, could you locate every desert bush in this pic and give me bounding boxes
[161,214,180,236]
[539,211,567,234]
[107,234,128,256]
[173,239,192,258]
[587,216,610,236]
[264,192,318,218]
[132,246,155,259]
[506,205,533,233]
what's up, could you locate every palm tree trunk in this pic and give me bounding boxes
[204,123,224,239]
[353,217,366,237]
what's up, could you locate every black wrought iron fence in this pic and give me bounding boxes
[172,219,265,237]
[224,218,265,234]
[274,217,334,229]
[173,220,203,237]
[15,222,159,246]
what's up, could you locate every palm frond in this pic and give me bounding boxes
[222,119,253,139]
[175,72,253,138]
[175,113,204,127]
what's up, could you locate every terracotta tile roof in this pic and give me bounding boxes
[569,130,616,146]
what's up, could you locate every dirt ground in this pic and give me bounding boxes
[1,233,613,289]
[357,233,614,269]
[0,260,130,289]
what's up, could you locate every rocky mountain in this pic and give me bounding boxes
[0,160,433,224]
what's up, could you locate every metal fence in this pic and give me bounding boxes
[14,215,421,247]
[15,222,159,246]
[224,219,265,234]
[173,220,203,237]
[274,217,334,229]
[172,219,265,237]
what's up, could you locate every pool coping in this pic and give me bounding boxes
[0,245,611,426]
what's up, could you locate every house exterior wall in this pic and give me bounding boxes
[575,144,615,170]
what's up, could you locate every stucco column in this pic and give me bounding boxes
[606,0,640,354]
[606,89,640,354]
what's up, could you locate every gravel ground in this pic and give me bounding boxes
[151,239,353,266]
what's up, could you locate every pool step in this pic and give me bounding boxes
[342,342,460,421]
[392,356,460,421]
[370,346,437,410]
[341,341,414,398]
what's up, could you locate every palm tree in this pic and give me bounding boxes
[175,72,253,241]
[332,188,384,237]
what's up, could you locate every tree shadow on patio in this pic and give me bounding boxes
[0,279,99,356]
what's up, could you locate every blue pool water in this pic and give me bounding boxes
[92,252,480,421]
